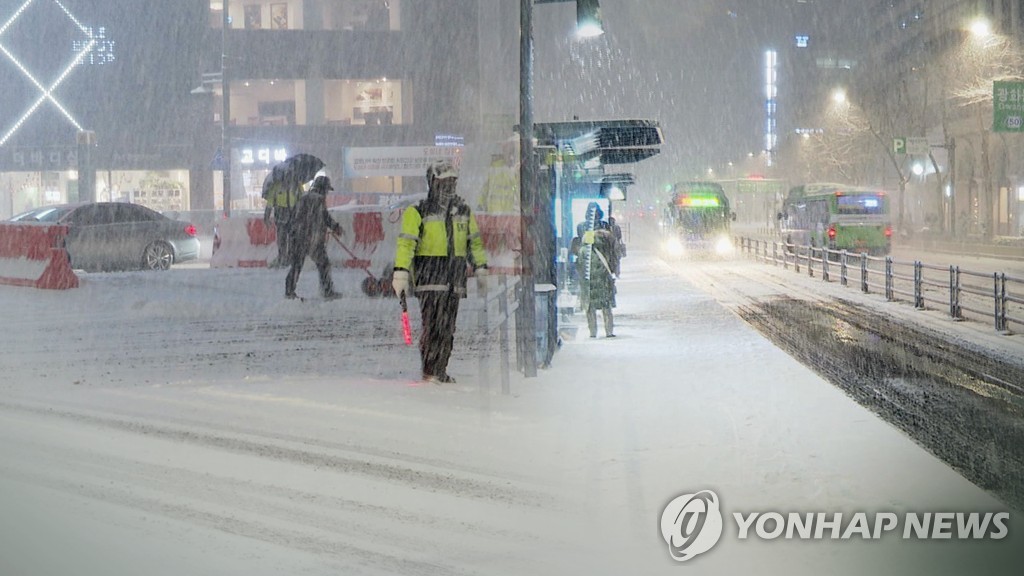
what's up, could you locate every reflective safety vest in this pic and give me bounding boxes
[264,181,302,208]
[395,197,488,294]
[479,161,518,213]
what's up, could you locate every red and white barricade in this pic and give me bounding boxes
[0,223,79,290]
[210,206,524,290]
[210,207,405,277]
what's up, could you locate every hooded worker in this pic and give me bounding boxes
[392,160,488,384]
[285,175,343,300]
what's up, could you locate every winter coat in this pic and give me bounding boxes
[394,191,487,297]
[576,227,617,310]
[288,191,341,255]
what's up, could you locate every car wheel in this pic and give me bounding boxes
[142,241,174,271]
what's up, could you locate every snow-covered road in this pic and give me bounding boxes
[1,250,1021,575]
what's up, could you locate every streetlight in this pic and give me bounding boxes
[195,5,232,216]
[969,17,991,39]
[220,4,231,217]
[518,0,603,377]
[575,0,604,38]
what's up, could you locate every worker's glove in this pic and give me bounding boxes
[476,267,489,297]
[392,269,410,298]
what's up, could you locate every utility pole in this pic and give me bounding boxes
[76,130,96,203]
[517,0,537,377]
[221,4,231,217]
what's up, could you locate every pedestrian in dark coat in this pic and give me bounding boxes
[576,209,617,338]
[262,177,302,268]
[285,175,343,299]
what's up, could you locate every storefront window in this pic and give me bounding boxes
[324,78,407,126]
[0,170,191,217]
[222,77,408,127]
[214,1,400,32]
[229,80,302,126]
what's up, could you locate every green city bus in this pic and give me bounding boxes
[661,181,737,256]
[779,184,892,255]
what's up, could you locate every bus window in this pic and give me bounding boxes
[837,194,885,215]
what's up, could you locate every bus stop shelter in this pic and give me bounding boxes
[523,119,663,367]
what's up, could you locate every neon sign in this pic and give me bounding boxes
[240,147,289,166]
[675,195,721,208]
[73,27,116,65]
[0,0,112,145]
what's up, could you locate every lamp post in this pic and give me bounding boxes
[221,3,231,217]
[518,0,536,377]
[517,0,603,377]
[190,6,231,214]
[944,137,956,236]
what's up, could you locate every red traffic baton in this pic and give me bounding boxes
[400,292,413,346]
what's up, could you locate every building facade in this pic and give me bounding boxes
[859,0,1023,237]
[0,0,484,218]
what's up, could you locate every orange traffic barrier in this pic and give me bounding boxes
[0,223,79,289]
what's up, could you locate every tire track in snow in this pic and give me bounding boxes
[0,400,550,508]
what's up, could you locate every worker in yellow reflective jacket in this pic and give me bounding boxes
[392,160,488,384]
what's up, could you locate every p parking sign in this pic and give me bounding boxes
[893,137,906,155]
[993,81,1024,133]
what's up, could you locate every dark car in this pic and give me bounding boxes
[9,202,200,271]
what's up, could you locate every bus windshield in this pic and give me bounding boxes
[676,208,729,234]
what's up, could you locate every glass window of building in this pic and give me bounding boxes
[213,1,400,31]
[324,79,407,125]
[221,78,408,126]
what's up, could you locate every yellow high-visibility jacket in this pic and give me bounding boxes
[395,196,487,296]
[264,181,303,208]
[478,159,518,213]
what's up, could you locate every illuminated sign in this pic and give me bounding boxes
[5,146,77,169]
[435,134,464,147]
[73,27,116,65]
[675,195,721,208]
[343,146,463,178]
[240,147,289,166]
[0,0,112,145]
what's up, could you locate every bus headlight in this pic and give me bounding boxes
[664,236,685,256]
[714,236,734,256]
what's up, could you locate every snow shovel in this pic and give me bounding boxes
[329,233,391,297]
[400,292,413,346]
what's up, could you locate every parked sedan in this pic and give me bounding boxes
[9,202,200,271]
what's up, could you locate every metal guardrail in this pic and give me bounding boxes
[472,274,520,394]
[739,237,1024,335]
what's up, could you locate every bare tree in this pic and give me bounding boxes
[940,31,1024,239]
[850,68,919,233]
[796,101,875,184]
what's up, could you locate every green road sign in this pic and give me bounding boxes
[993,81,1024,133]
[736,179,785,195]
[893,137,906,155]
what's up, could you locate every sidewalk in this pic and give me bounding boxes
[528,249,1023,574]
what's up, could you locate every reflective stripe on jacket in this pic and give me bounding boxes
[394,197,487,294]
